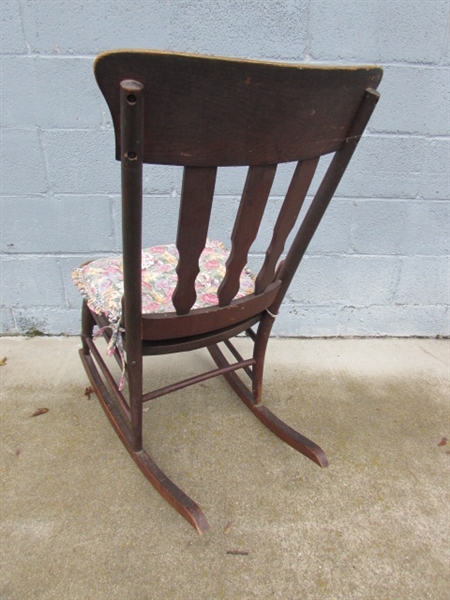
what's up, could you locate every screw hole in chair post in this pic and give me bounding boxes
[72,51,382,533]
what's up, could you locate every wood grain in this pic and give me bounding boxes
[95,51,383,166]
[172,167,217,314]
[218,164,276,306]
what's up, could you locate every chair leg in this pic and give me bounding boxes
[127,354,143,453]
[79,348,210,534]
[81,300,95,355]
[252,311,275,404]
[208,340,329,468]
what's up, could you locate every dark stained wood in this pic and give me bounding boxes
[141,315,261,356]
[218,164,276,306]
[120,79,144,451]
[270,88,381,315]
[85,337,131,421]
[207,343,329,467]
[251,310,275,405]
[78,51,382,533]
[142,280,281,341]
[223,339,253,379]
[81,299,95,355]
[172,167,217,314]
[142,358,255,403]
[255,158,319,294]
[95,51,382,167]
[79,350,210,533]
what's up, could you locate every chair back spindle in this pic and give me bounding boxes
[173,166,217,314]
[218,164,277,306]
[255,158,319,295]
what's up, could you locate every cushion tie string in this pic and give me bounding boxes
[94,324,126,391]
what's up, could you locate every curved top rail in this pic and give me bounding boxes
[95,50,382,167]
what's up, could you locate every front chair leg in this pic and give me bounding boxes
[81,300,95,355]
[79,348,210,534]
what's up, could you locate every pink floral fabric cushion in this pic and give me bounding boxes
[72,239,255,327]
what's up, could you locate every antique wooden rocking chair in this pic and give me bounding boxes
[73,50,382,533]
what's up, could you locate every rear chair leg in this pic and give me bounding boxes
[208,315,329,468]
[252,311,275,404]
[128,356,143,452]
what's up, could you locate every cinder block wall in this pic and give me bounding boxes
[1,0,448,336]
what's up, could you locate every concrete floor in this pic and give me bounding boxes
[0,336,449,599]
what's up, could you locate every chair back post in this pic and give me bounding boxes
[120,79,144,450]
[270,87,381,315]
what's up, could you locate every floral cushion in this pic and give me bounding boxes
[72,239,255,327]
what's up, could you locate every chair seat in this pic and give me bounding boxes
[72,239,255,327]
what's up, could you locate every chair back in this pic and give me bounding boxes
[94,51,382,341]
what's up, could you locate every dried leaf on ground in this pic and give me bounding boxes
[30,408,49,417]
[84,386,94,400]
[0,357,7,366]
[437,437,447,447]
[16,449,22,460]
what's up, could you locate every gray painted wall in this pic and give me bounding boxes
[1,0,449,336]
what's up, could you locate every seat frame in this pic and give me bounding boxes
[78,51,382,533]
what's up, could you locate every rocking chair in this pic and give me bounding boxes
[73,50,382,533]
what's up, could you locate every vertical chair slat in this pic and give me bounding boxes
[254,158,319,295]
[218,164,277,306]
[172,166,217,315]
